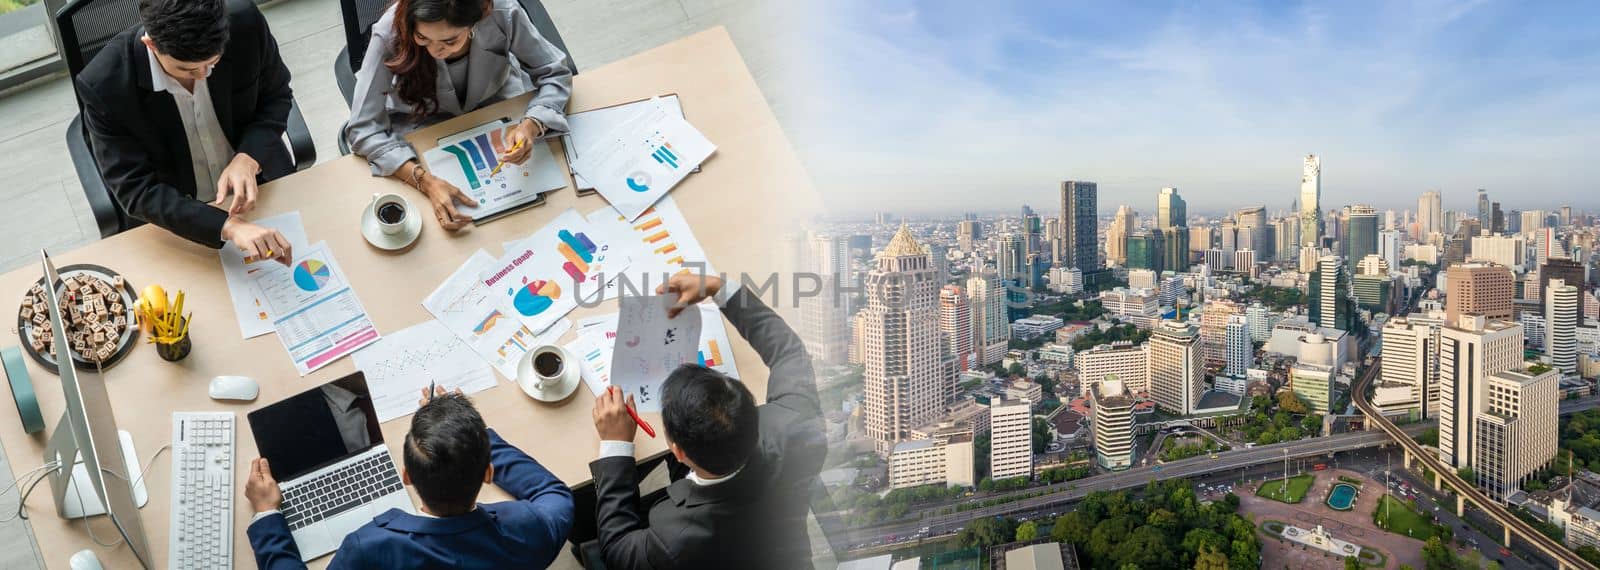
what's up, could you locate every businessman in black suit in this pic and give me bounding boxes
[578,273,826,569]
[76,0,296,263]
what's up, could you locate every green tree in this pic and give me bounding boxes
[1033,416,1053,453]
[1345,556,1361,570]
[958,517,1017,549]
[1456,466,1477,482]
[1052,512,1094,545]
[1008,363,1025,377]
[1193,544,1229,570]
[1016,520,1039,541]
[1277,391,1309,414]
[1422,536,1455,569]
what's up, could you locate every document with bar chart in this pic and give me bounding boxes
[423,249,573,380]
[570,97,716,221]
[569,302,739,398]
[423,119,568,223]
[584,195,716,302]
[486,209,630,334]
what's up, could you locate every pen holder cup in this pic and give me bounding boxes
[155,318,192,362]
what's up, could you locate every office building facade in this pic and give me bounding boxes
[888,424,976,489]
[1445,263,1514,324]
[989,399,1033,480]
[938,285,973,372]
[1076,341,1149,393]
[1309,255,1358,332]
[967,273,1010,367]
[1548,279,1580,376]
[1438,318,1524,471]
[1059,181,1100,272]
[861,225,943,455]
[1300,155,1321,245]
[1091,378,1137,471]
[1474,366,1558,500]
[1148,321,1203,415]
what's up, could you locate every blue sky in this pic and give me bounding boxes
[789,0,1599,217]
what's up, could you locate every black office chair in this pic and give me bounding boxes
[57,0,318,239]
[333,0,577,155]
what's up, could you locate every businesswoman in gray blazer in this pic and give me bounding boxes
[344,0,572,231]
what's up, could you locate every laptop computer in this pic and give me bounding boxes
[246,372,413,561]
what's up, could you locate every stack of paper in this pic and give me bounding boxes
[423,119,569,222]
[565,299,739,411]
[266,241,382,375]
[353,320,497,423]
[569,97,716,221]
[422,249,573,381]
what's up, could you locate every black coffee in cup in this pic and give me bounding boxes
[534,351,563,377]
[377,202,406,224]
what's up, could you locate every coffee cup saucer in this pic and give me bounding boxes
[361,198,422,251]
[517,346,582,403]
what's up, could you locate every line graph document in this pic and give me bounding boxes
[353,320,497,423]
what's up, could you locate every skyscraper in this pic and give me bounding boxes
[1126,229,1164,273]
[798,233,851,364]
[1148,321,1203,415]
[1274,216,1301,262]
[1344,205,1378,271]
[1299,155,1321,245]
[1105,205,1135,267]
[1445,263,1514,324]
[1237,206,1270,262]
[1379,229,1402,270]
[957,219,982,252]
[1382,316,1442,419]
[1059,181,1099,272]
[1162,227,1190,272]
[938,285,973,372]
[1308,255,1357,332]
[967,273,1010,366]
[1547,279,1579,376]
[1188,225,1213,254]
[862,225,943,455]
[1419,190,1443,238]
[1438,317,1525,472]
[996,233,1025,287]
[1477,189,1490,225]
[1091,379,1136,471]
[1224,314,1252,378]
[1157,187,1186,230]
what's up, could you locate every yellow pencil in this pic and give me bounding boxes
[488,138,526,177]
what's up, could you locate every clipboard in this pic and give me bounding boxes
[431,117,556,225]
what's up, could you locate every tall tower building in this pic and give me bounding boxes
[1382,316,1442,419]
[1237,206,1270,262]
[1344,205,1379,271]
[966,273,1010,366]
[1059,181,1100,272]
[989,399,1033,480]
[1162,227,1190,273]
[1091,379,1136,471]
[798,233,852,365]
[1445,263,1514,323]
[1419,190,1444,239]
[1148,321,1203,415]
[1309,255,1357,332]
[1379,229,1403,270]
[1477,190,1490,225]
[1547,279,1579,376]
[996,233,1025,287]
[1275,216,1302,262]
[1224,314,1253,378]
[1299,155,1321,245]
[938,285,973,373]
[861,225,943,455]
[1157,187,1187,230]
[1105,205,1135,267]
[1438,317,1524,470]
[1189,225,1213,254]
[957,220,982,252]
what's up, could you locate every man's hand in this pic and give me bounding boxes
[245,457,283,514]
[656,273,724,318]
[592,386,638,442]
[418,172,477,231]
[213,153,262,215]
[417,385,463,407]
[501,118,543,165]
[222,217,292,266]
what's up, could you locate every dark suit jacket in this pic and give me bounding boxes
[589,287,826,569]
[247,430,575,569]
[75,0,295,248]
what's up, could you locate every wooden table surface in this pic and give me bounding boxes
[0,27,818,568]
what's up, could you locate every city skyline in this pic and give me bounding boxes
[794,0,1600,216]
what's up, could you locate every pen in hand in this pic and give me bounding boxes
[489,139,526,177]
[612,386,657,438]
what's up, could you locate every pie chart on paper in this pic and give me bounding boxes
[293,259,332,292]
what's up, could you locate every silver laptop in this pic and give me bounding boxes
[246,372,413,560]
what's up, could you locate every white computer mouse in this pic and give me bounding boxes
[209,375,260,401]
[69,550,103,570]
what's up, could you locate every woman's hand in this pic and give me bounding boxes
[418,172,477,231]
[501,118,544,165]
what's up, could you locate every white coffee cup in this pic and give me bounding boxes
[371,193,409,236]
[517,345,581,402]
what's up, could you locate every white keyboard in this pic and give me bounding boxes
[169,412,235,569]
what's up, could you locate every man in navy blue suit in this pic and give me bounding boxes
[243,389,574,569]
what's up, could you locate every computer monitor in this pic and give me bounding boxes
[38,250,154,568]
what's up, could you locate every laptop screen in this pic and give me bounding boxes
[247,371,385,482]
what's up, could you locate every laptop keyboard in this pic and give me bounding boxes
[279,452,404,530]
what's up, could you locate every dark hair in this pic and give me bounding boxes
[403,393,491,515]
[662,365,759,475]
[139,0,230,62]
[385,0,489,118]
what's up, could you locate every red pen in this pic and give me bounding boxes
[613,386,657,438]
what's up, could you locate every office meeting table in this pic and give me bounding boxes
[0,27,819,568]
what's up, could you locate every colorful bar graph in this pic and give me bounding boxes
[475,134,500,172]
[698,340,722,367]
[461,138,488,170]
[643,230,671,244]
[634,218,663,232]
[441,146,481,189]
[654,243,678,255]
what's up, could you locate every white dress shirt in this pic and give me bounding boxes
[147,47,234,202]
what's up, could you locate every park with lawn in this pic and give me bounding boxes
[1372,495,1449,542]
[1257,474,1317,504]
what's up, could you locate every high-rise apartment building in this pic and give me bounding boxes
[957,219,982,252]
[1469,234,1526,270]
[1236,206,1270,262]
[798,233,852,364]
[861,225,943,455]
[1438,317,1525,474]
[989,399,1033,480]
[1474,365,1558,500]
[938,285,973,372]
[1379,229,1402,270]
[1345,205,1379,271]
[1157,187,1186,230]
[1380,316,1443,419]
[1198,300,1243,367]
[1091,378,1136,471]
[1106,205,1135,267]
[1548,279,1580,376]
[1148,321,1203,415]
[967,273,1010,367]
[1419,190,1444,238]
[1445,262,1514,323]
[1225,314,1253,378]
[1477,190,1490,225]
[1309,255,1357,332]
[1059,181,1099,272]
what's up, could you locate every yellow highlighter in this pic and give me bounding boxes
[489,138,526,177]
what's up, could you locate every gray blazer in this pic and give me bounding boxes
[343,0,573,177]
